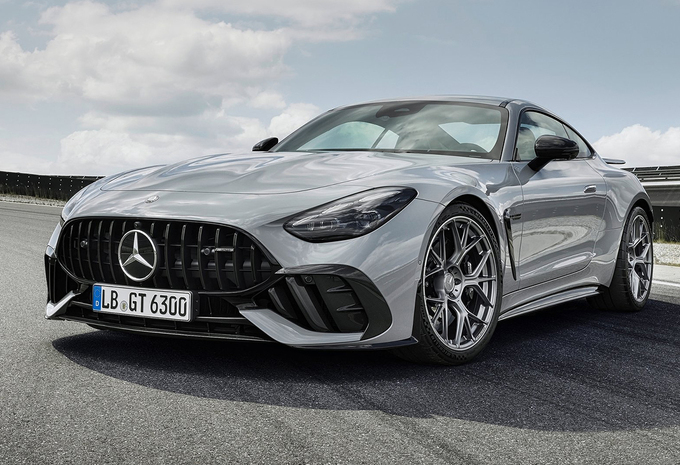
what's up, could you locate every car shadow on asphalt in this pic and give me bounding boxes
[52,298,680,432]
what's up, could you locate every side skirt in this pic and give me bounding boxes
[498,286,600,321]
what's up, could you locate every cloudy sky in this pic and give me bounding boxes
[1,0,679,175]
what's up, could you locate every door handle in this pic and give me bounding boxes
[584,185,597,194]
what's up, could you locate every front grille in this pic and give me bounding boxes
[57,218,278,292]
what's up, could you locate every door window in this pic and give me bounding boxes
[564,126,592,158]
[515,111,569,161]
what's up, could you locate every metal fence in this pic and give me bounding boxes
[625,166,680,242]
[0,171,103,201]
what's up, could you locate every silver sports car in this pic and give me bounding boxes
[45,96,654,364]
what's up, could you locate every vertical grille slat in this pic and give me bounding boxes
[232,232,243,289]
[67,224,75,278]
[250,245,258,285]
[58,218,276,292]
[120,221,130,286]
[85,221,96,281]
[197,226,209,290]
[180,224,191,289]
[75,222,85,280]
[164,223,180,289]
[214,227,226,291]
[96,221,106,282]
[107,221,116,282]
[150,222,161,289]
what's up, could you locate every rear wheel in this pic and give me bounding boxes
[395,203,502,365]
[588,206,653,312]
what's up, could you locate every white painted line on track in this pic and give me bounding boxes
[653,280,680,288]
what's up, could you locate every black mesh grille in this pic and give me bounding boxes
[57,218,278,292]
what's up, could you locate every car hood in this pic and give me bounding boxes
[101,151,491,195]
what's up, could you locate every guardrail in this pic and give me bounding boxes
[625,165,680,183]
[0,171,103,201]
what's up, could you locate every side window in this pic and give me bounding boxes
[564,126,592,158]
[515,111,568,161]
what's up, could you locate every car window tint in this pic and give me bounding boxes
[516,111,569,161]
[374,129,399,149]
[275,102,508,160]
[439,122,500,152]
[299,122,388,150]
[564,126,592,158]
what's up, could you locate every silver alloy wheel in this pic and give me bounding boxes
[627,214,653,302]
[422,215,498,351]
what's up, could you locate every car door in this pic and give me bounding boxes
[512,111,606,289]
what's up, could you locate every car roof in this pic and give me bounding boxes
[337,95,537,109]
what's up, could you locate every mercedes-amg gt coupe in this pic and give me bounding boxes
[45,96,654,364]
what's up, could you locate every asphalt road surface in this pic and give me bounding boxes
[1,202,679,465]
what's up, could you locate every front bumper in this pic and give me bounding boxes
[45,222,408,349]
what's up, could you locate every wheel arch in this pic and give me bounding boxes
[631,196,654,224]
[449,194,502,244]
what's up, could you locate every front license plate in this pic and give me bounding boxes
[92,284,193,322]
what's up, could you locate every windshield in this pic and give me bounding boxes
[274,101,508,159]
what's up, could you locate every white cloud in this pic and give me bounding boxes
[593,125,680,167]
[55,102,320,175]
[0,0,399,175]
[268,103,320,137]
[0,150,56,174]
[1,1,291,109]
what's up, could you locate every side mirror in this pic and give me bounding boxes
[252,137,278,152]
[529,135,579,170]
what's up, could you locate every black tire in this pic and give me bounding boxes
[394,203,503,365]
[587,206,653,312]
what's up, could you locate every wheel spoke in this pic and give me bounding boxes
[460,222,470,251]
[638,243,651,261]
[467,283,493,308]
[638,220,644,244]
[452,309,465,348]
[637,262,650,281]
[469,250,491,278]
[440,228,447,263]
[430,249,444,266]
[425,266,443,278]
[431,302,445,324]
[462,236,483,258]
[629,268,640,300]
[451,221,463,257]
[463,315,475,343]
[466,308,488,326]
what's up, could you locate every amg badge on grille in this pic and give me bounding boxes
[118,230,158,282]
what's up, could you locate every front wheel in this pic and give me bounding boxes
[588,206,653,312]
[395,203,503,365]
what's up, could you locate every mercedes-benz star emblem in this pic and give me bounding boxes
[118,230,158,282]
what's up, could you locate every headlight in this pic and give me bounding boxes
[284,187,417,242]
